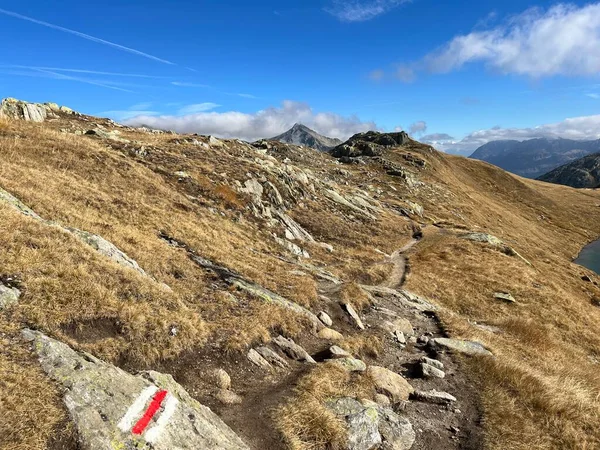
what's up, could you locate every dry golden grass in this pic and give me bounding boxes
[338,282,373,311]
[276,364,374,450]
[3,114,600,449]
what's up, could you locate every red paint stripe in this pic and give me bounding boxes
[131,390,168,435]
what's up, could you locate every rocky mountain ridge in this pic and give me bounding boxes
[2,98,600,450]
[269,123,342,151]
[537,152,600,188]
[469,137,600,178]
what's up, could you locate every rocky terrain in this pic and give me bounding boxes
[269,123,342,152]
[538,152,600,188]
[2,97,600,450]
[469,137,600,178]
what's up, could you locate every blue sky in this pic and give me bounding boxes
[1,0,600,154]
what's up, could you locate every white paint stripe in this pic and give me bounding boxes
[118,386,158,433]
[144,394,179,444]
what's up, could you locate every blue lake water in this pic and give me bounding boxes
[575,239,600,275]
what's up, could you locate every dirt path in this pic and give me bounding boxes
[381,238,419,289]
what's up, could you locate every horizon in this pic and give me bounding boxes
[2,1,600,155]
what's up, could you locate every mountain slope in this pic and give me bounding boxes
[2,99,600,450]
[269,123,342,151]
[538,152,600,188]
[469,137,600,178]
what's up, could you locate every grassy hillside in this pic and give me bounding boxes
[1,108,600,449]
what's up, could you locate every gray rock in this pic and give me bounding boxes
[420,356,444,370]
[430,338,493,357]
[329,345,351,359]
[0,283,20,309]
[255,346,289,368]
[247,348,272,369]
[327,397,415,450]
[460,232,531,266]
[273,335,316,363]
[411,390,457,405]
[494,292,516,303]
[22,329,249,450]
[420,363,445,379]
[381,318,414,337]
[327,357,367,372]
[342,302,365,330]
[318,311,333,327]
[394,331,406,345]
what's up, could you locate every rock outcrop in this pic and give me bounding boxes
[22,329,249,450]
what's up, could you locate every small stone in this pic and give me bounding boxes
[216,389,242,405]
[342,302,365,330]
[256,346,289,368]
[420,363,445,379]
[421,356,444,370]
[329,345,351,359]
[417,335,429,345]
[318,327,344,341]
[411,390,457,405]
[211,369,231,390]
[450,426,460,434]
[494,292,516,303]
[247,349,272,370]
[318,311,333,327]
[408,336,417,344]
[582,275,593,282]
[327,357,367,372]
[394,331,406,345]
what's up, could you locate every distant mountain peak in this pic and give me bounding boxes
[268,124,342,152]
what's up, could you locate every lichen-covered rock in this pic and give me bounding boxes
[256,346,289,368]
[326,397,415,450]
[342,302,366,330]
[247,348,272,369]
[22,329,250,450]
[327,357,367,372]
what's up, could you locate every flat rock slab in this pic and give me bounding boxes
[22,329,249,450]
[430,337,493,357]
[494,292,516,303]
[273,335,316,363]
[411,390,457,405]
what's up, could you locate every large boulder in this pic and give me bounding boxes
[22,329,250,450]
[367,366,414,403]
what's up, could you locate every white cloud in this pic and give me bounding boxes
[424,114,600,155]
[425,3,600,77]
[125,100,378,141]
[395,65,416,82]
[369,69,385,81]
[171,81,211,88]
[408,120,427,136]
[586,93,600,99]
[0,8,174,65]
[177,103,220,114]
[325,0,408,22]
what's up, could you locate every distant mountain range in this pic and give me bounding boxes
[537,152,600,188]
[469,138,600,178]
[269,123,342,151]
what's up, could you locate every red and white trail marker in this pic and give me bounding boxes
[118,386,179,444]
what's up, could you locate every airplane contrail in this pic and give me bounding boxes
[0,65,169,78]
[0,8,175,66]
